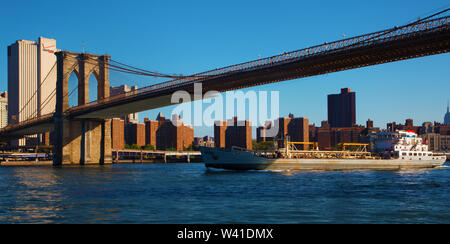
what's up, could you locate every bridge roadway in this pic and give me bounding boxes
[1,16,449,139]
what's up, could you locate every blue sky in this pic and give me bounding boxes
[1,0,449,137]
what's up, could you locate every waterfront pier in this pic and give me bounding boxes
[112,149,202,164]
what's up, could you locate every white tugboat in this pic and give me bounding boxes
[200,130,446,171]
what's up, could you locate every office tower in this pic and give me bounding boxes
[0,92,7,128]
[8,37,58,146]
[327,88,356,128]
[445,102,450,125]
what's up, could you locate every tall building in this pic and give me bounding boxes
[214,120,227,148]
[0,92,7,129]
[214,117,252,150]
[111,118,125,149]
[256,114,310,149]
[125,122,146,147]
[8,37,58,146]
[287,117,309,149]
[444,102,450,125]
[110,85,139,123]
[144,118,160,149]
[328,88,356,128]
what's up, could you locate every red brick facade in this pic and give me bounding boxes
[111,118,124,149]
[214,118,252,150]
[125,122,145,147]
[257,115,309,149]
[143,113,194,151]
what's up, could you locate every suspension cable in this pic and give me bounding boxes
[16,62,57,121]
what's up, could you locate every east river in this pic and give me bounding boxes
[0,162,449,223]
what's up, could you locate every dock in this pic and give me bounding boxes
[0,150,203,166]
[112,149,202,163]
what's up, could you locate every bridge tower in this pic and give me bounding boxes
[54,51,112,165]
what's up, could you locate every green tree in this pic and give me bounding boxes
[253,141,274,150]
[130,144,141,150]
[142,144,155,151]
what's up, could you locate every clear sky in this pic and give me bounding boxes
[1,0,449,137]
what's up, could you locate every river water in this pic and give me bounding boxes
[0,162,449,224]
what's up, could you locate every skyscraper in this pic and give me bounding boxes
[0,92,7,129]
[327,88,356,128]
[8,37,58,146]
[444,102,450,125]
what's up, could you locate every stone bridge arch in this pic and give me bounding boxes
[54,51,112,165]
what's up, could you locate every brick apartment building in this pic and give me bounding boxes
[111,112,194,151]
[144,113,194,152]
[328,88,356,128]
[111,118,125,149]
[312,119,378,150]
[256,114,309,149]
[125,122,146,147]
[256,121,274,143]
[419,121,450,151]
[214,117,252,150]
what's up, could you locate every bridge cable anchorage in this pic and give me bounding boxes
[16,62,57,122]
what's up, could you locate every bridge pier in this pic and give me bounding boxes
[53,51,112,166]
[54,119,112,165]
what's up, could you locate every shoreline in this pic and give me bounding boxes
[0,160,202,166]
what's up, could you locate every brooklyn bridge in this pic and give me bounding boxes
[1,12,449,165]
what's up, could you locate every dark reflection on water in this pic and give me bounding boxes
[0,162,449,224]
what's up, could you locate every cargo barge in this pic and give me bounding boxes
[200,130,447,171]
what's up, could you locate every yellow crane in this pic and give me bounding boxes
[287,141,319,150]
[338,143,369,151]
